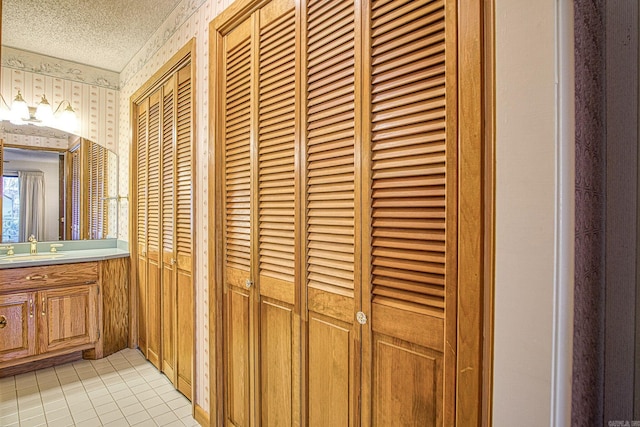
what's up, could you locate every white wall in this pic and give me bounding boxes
[494,0,573,425]
[4,150,60,242]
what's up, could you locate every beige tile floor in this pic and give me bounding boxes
[0,348,200,426]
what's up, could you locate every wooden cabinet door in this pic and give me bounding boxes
[0,292,36,363]
[147,89,163,369]
[136,98,149,358]
[37,284,98,354]
[175,63,194,400]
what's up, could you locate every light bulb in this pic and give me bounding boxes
[35,95,54,124]
[10,90,30,123]
[59,103,78,132]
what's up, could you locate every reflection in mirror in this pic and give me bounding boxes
[0,122,118,243]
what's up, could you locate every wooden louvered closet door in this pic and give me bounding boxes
[302,0,362,425]
[213,0,468,424]
[146,90,163,369]
[135,99,149,357]
[133,52,194,401]
[161,75,177,385]
[175,63,194,399]
[216,0,300,424]
[362,0,457,424]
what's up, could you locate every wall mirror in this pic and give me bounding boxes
[0,121,118,243]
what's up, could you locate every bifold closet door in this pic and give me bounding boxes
[135,59,194,399]
[361,0,457,424]
[146,90,163,369]
[175,63,194,399]
[218,0,300,424]
[161,75,177,384]
[136,99,149,358]
[214,0,461,424]
[302,0,362,425]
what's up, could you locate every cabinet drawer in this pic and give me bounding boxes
[0,262,98,293]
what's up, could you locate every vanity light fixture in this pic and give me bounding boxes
[0,90,79,132]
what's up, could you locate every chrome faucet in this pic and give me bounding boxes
[28,235,37,254]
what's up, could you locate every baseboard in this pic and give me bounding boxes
[194,404,209,426]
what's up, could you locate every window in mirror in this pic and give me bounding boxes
[2,175,19,242]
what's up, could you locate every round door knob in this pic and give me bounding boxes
[0,315,7,329]
[356,311,367,325]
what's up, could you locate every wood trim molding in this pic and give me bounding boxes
[457,0,491,424]
[482,0,495,425]
[130,39,196,104]
[194,404,209,426]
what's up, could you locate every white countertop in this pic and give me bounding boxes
[0,247,129,269]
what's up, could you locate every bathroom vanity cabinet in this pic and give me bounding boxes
[0,262,100,369]
[0,259,127,374]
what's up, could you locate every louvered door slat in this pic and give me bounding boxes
[136,106,148,249]
[160,76,177,385]
[305,1,359,426]
[176,66,193,262]
[367,1,452,425]
[162,80,175,254]
[147,94,161,254]
[370,0,446,314]
[259,7,296,285]
[225,37,252,272]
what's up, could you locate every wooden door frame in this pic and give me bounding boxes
[207,0,495,425]
[457,0,495,424]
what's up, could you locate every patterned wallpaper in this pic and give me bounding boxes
[0,64,119,152]
[2,46,119,90]
[118,0,235,413]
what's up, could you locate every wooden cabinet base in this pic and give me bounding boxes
[0,350,84,378]
[0,260,128,377]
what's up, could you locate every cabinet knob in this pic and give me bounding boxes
[0,315,6,329]
[245,279,253,289]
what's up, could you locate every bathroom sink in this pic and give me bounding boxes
[0,253,66,262]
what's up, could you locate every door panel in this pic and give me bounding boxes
[0,292,36,362]
[136,99,149,357]
[147,90,162,369]
[176,268,193,398]
[373,335,442,425]
[38,285,98,353]
[161,76,176,383]
[222,15,254,427]
[307,313,351,427]
[364,0,455,424]
[303,0,359,425]
[260,299,294,426]
[175,64,194,398]
[228,282,251,426]
[257,2,300,425]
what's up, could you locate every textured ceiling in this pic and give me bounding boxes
[2,0,183,72]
